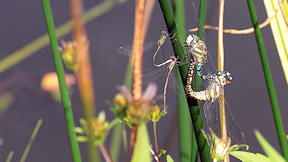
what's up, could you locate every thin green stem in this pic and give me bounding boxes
[158,0,211,161]
[20,119,43,162]
[122,123,129,162]
[247,0,288,160]
[6,151,14,162]
[41,0,81,161]
[153,122,159,154]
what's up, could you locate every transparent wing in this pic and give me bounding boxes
[203,100,221,137]
[203,97,245,144]
[142,66,165,85]
[169,72,187,104]
[192,3,207,41]
[118,42,157,56]
[224,100,245,144]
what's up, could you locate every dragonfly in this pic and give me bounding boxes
[143,55,186,110]
[118,31,170,63]
[185,61,245,144]
[183,3,220,81]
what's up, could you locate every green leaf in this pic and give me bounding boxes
[166,155,174,162]
[255,130,286,162]
[131,124,151,162]
[230,151,270,162]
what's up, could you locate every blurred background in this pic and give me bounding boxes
[0,0,287,161]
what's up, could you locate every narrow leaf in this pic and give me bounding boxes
[255,130,286,162]
[131,124,151,162]
[230,151,269,162]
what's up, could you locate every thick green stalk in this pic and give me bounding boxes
[247,0,288,160]
[41,0,82,161]
[172,0,194,161]
[158,0,211,161]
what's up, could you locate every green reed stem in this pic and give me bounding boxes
[158,0,211,161]
[247,0,288,160]
[172,0,195,161]
[41,0,81,161]
[20,119,43,162]
[6,151,14,162]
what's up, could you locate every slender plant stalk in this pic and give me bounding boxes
[217,1,229,162]
[0,0,126,74]
[99,144,113,162]
[247,0,288,160]
[68,0,98,161]
[122,123,129,162]
[143,0,156,38]
[132,0,145,100]
[109,123,122,161]
[130,0,146,157]
[6,151,14,162]
[218,0,225,71]
[152,122,159,154]
[20,119,43,162]
[158,0,211,161]
[41,0,82,161]
[172,0,195,161]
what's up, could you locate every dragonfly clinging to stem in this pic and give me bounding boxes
[185,60,245,144]
[183,3,220,81]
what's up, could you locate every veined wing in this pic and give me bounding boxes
[192,3,207,41]
[118,42,157,56]
[142,66,165,85]
[225,100,245,144]
[203,97,245,144]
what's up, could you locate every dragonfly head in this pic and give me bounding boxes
[216,71,232,85]
[186,35,200,47]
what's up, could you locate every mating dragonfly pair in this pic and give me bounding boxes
[118,11,244,145]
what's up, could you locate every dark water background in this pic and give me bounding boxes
[0,0,287,161]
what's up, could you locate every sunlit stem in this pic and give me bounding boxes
[153,121,159,154]
[218,0,228,161]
